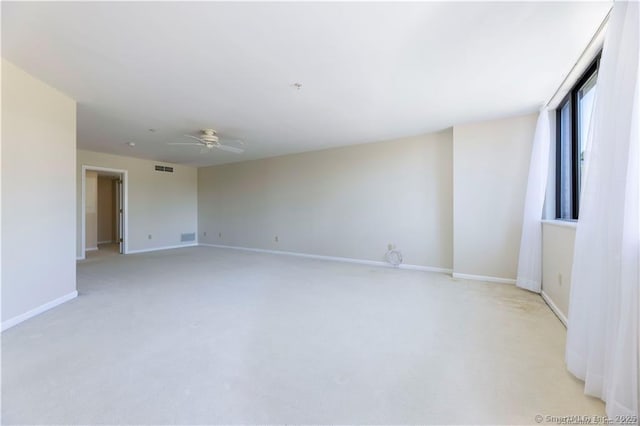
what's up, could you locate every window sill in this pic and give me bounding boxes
[542,219,578,229]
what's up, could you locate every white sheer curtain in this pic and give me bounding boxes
[516,109,551,293]
[566,1,639,417]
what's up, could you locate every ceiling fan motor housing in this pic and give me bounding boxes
[200,129,219,144]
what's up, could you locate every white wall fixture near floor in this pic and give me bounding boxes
[1,59,77,330]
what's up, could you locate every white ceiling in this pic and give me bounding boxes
[2,1,611,167]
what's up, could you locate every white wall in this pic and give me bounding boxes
[542,222,576,323]
[199,130,453,269]
[76,150,198,257]
[452,113,537,281]
[85,171,98,250]
[2,59,77,325]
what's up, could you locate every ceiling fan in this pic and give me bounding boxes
[168,129,245,154]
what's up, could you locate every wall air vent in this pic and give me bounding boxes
[154,165,174,173]
[181,233,196,242]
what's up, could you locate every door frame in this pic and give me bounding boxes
[81,165,129,258]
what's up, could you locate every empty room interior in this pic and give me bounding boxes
[1,1,638,425]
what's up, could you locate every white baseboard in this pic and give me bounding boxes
[541,290,568,327]
[451,272,516,285]
[76,255,85,261]
[199,243,452,274]
[401,263,452,273]
[127,243,198,255]
[2,291,78,332]
[86,247,98,252]
[98,240,114,244]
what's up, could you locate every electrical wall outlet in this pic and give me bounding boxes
[218,232,222,238]
[275,236,279,242]
[148,234,152,240]
[203,231,207,237]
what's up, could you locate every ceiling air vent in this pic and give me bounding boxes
[154,165,174,173]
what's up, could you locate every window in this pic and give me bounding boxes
[556,55,600,220]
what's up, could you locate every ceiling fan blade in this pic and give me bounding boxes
[183,134,204,142]
[215,144,244,154]
[167,142,202,146]
[220,138,245,146]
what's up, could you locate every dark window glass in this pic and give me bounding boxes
[558,101,573,219]
[556,55,599,220]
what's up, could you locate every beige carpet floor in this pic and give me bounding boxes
[2,246,603,424]
[85,242,121,259]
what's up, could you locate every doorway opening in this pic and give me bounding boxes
[81,166,128,259]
